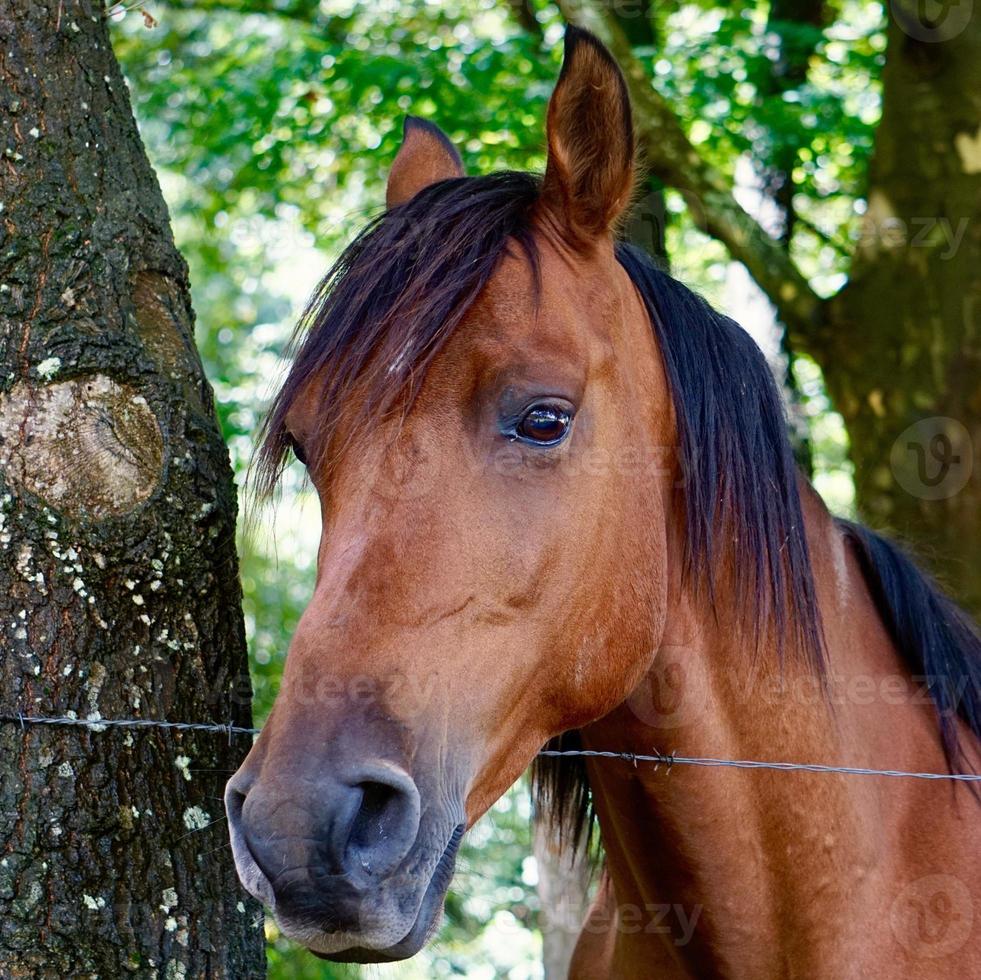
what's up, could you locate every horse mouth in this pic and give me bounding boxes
[313,823,465,964]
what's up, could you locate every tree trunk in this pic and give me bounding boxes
[0,2,265,976]
[826,4,981,612]
[757,0,827,477]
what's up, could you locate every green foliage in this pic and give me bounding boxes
[637,0,885,294]
[115,1,552,241]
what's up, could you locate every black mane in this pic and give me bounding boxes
[838,520,981,773]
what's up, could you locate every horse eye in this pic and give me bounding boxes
[515,402,573,446]
[289,435,307,465]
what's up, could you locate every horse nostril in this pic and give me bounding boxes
[342,769,421,879]
[348,781,399,858]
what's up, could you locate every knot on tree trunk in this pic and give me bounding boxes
[0,374,163,519]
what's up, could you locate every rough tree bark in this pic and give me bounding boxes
[0,2,265,976]
[566,0,981,616]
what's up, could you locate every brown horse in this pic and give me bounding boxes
[226,28,981,977]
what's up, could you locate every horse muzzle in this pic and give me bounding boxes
[225,762,465,961]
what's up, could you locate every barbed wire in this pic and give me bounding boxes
[0,713,260,737]
[536,749,981,782]
[2,712,979,782]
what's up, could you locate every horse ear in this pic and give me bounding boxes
[386,116,465,209]
[540,27,635,246]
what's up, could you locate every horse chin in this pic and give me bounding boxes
[310,823,464,964]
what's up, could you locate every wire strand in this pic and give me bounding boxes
[536,749,981,782]
[2,712,979,782]
[0,714,260,737]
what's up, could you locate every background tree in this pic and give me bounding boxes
[0,2,263,975]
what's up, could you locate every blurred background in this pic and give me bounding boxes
[106,0,973,973]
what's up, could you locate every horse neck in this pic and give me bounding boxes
[578,485,973,978]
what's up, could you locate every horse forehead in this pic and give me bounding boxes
[466,241,618,356]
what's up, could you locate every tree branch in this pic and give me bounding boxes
[557,0,829,350]
[505,0,544,40]
[760,0,826,245]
